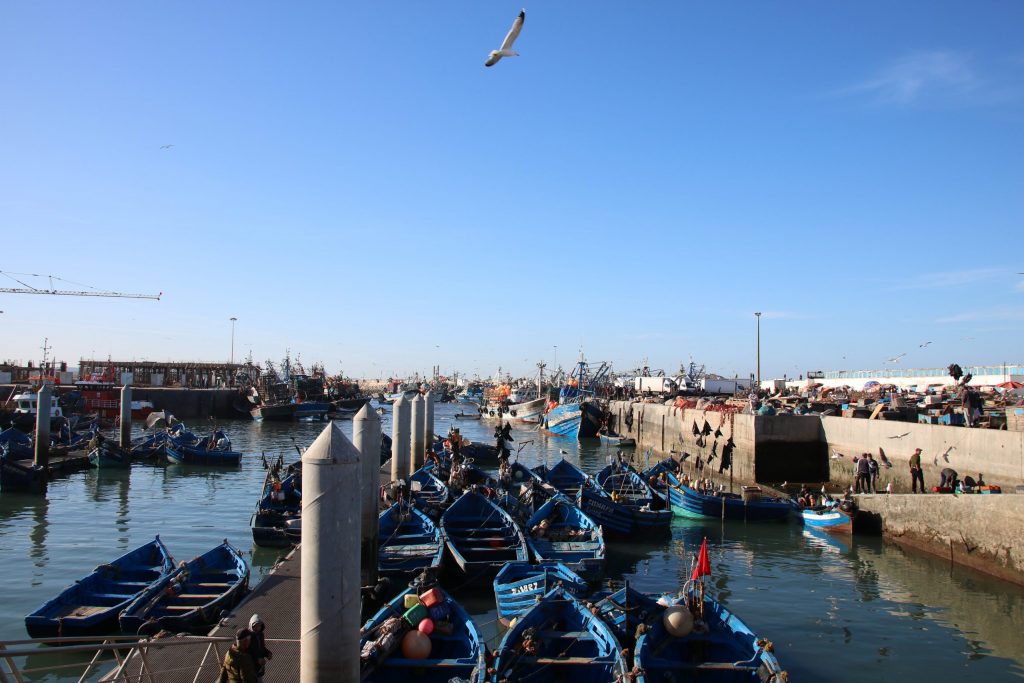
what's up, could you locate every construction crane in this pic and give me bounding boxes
[0,271,161,300]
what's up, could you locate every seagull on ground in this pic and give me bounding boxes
[485,9,525,67]
[160,144,175,150]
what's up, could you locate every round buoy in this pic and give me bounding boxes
[418,618,434,635]
[514,470,525,480]
[401,630,432,659]
[662,606,694,637]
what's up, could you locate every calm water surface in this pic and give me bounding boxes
[1,402,1022,680]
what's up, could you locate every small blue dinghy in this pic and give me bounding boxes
[360,583,485,683]
[88,440,132,468]
[409,465,450,513]
[532,458,591,498]
[493,561,589,626]
[440,491,528,581]
[165,426,242,466]
[250,461,303,547]
[378,502,444,581]
[492,586,628,683]
[578,464,671,536]
[524,495,605,580]
[25,536,175,639]
[119,540,249,635]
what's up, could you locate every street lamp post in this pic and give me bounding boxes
[754,312,762,390]
[230,317,238,365]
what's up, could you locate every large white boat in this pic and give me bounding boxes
[11,389,63,419]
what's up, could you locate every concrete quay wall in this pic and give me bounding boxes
[133,388,241,419]
[856,494,1024,586]
[822,416,1024,491]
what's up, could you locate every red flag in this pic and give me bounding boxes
[691,537,711,581]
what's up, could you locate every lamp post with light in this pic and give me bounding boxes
[754,312,762,390]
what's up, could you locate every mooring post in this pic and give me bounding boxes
[353,404,382,586]
[300,422,361,683]
[119,385,132,449]
[424,390,435,457]
[410,394,425,475]
[390,396,410,482]
[34,384,51,472]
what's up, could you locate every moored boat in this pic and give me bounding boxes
[796,498,855,534]
[493,561,589,626]
[524,495,605,580]
[532,458,591,499]
[25,536,175,639]
[378,502,444,581]
[88,440,133,468]
[165,427,243,466]
[492,586,629,682]
[250,461,303,547]
[579,464,671,536]
[409,466,450,514]
[674,481,791,522]
[119,541,249,635]
[440,492,528,580]
[598,430,636,447]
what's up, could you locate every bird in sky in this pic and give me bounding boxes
[919,341,932,348]
[885,353,907,363]
[485,9,525,67]
[160,144,175,150]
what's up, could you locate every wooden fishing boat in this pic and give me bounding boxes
[598,430,636,447]
[360,583,485,682]
[524,495,605,580]
[532,458,592,499]
[578,465,671,536]
[440,492,528,580]
[378,502,444,581]
[591,584,668,652]
[492,586,628,682]
[409,466,450,513]
[119,541,249,635]
[88,440,132,468]
[452,412,481,420]
[796,499,854,534]
[165,427,242,466]
[25,536,175,639]
[493,561,589,626]
[634,588,786,682]
[250,462,303,547]
[674,482,791,522]
[130,432,167,459]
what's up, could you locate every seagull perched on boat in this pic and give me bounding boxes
[485,9,525,67]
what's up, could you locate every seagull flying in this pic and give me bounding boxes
[887,432,910,439]
[919,341,932,348]
[885,353,907,363]
[485,9,525,67]
[160,144,175,150]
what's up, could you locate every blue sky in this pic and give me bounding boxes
[1,1,1021,380]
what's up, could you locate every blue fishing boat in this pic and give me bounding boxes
[250,461,303,547]
[165,427,243,466]
[591,584,667,649]
[360,583,485,683]
[409,466,450,514]
[440,492,528,580]
[578,464,671,536]
[88,440,132,468]
[25,536,175,639]
[598,430,636,447]
[378,502,444,581]
[540,360,610,440]
[524,495,605,580]
[673,482,791,522]
[130,432,167,459]
[796,499,854,534]
[492,586,628,682]
[634,588,786,682]
[493,561,589,626]
[119,541,249,635]
[532,458,592,499]
[0,427,33,460]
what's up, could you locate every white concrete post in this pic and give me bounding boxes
[300,422,361,683]
[34,384,51,469]
[119,385,132,449]
[424,390,435,460]
[353,404,382,586]
[390,396,410,482]
[410,394,425,475]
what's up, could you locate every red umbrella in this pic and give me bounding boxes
[997,381,1024,389]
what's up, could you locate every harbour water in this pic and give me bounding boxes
[2,402,1023,681]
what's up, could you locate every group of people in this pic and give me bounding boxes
[218,615,273,682]
[853,453,881,493]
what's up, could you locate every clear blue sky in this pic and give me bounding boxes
[1,1,1021,380]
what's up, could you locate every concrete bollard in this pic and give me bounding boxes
[34,384,51,470]
[424,390,435,459]
[390,396,410,482]
[120,385,132,449]
[300,422,361,683]
[353,404,382,586]
[410,394,425,475]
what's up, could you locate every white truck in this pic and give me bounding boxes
[700,378,752,394]
[634,376,680,395]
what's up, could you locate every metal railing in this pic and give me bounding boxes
[0,635,294,683]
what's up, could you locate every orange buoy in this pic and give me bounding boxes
[401,630,432,659]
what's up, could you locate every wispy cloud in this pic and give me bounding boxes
[936,306,1024,324]
[891,268,1007,291]
[835,50,1016,106]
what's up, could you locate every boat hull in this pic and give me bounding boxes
[800,506,853,534]
[542,401,602,439]
[674,484,791,521]
[494,561,589,626]
[441,492,528,581]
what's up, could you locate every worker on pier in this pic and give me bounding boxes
[855,454,871,494]
[218,629,257,683]
[247,615,273,681]
[939,467,959,490]
[909,448,925,493]
[867,453,879,493]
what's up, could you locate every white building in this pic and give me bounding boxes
[781,364,1024,391]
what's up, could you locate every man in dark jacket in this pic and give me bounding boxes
[248,614,273,680]
[219,629,257,683]
[856,454,871,494]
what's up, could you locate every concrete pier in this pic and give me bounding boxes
[390,396,410,482]
[300,423,361,682]
[424,390,435,454]
[353,405,382,586]
[410,394,425,475]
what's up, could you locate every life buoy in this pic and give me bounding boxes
[510,410,517,417]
